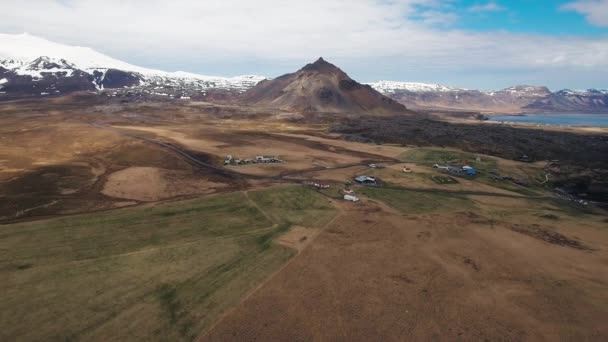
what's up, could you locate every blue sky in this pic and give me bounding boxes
[453,0,607,35]
[1,0,608,90]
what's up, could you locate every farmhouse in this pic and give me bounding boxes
[462,165,477,175]
[354,176,376,184]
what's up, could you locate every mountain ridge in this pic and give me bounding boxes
[368,81,608,113]
[0,33,266,99]
[1,33,606,113]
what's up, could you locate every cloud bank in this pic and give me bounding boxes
[1,0,607,89]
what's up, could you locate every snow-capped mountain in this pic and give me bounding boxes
[524,88,608,113]
[0,33,266,99]
[369,81,607,113]
[366,81,460,94]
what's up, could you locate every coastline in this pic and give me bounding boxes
[440,115,608,134]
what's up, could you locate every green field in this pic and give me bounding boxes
[0,186,335,341]
[248,186,337,227]
[480,176,541,196]
[400,148,497,170]
[400,148,547,196]
[360,187,474,214]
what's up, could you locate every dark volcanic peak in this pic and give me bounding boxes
[241,58,408,115]
[300,57,344,75]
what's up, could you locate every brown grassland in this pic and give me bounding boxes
[1,97,607,341]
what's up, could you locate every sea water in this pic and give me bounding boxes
[489,114,608,127]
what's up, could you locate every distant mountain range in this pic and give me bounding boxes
[367,81,608,114]
[1,33,606,113]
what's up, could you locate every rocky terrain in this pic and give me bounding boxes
[368,81,608,113]
[240,58,408,115]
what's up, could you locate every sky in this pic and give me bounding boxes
[1,0,608,90]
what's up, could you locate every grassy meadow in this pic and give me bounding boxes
[0,186,335,341]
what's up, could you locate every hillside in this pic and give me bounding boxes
[241,58,408,115]
[369,81,608,113]
[0,33,265,100]
[524,89,608,113]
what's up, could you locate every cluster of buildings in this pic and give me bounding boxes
[342,175,380,202]
[224,155,282,165]
[433,164,477,176]
[306,181,331,189]
[342,189,360,202]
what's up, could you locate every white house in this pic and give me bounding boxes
[344,195,360,202]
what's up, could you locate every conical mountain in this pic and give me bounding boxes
[241,58,409,114]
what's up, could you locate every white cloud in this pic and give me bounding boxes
[562,0,608,27]
[468,1,506,12]
[0,0,606,88]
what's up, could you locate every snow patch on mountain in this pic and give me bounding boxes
[12,57,77,79]
[498,85,550,97]
[367,81,461,94]
[0,33,266,92]
[0,33,162,75]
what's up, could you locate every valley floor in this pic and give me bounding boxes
[1,98,607,341]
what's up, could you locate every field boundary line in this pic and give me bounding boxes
[198,200,343,341]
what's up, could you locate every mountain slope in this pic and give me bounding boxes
[0,33,265,99]
[368,81,553,113]
[241,58,407,114]
[369,81,608,113]
[0,33,160,74]
[524,89,608,113]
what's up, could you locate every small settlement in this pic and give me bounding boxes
[224,155,283,166]
[433,164,477,176]
[343,188,359,202]
[340,175,378,202]
[305,179,360,202]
